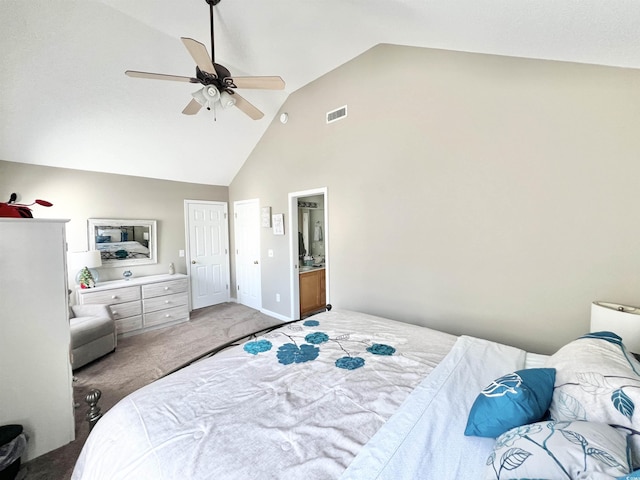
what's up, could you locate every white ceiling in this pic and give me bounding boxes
[2,0,640,186]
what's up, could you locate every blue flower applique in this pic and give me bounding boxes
[367,343,396,356]
[336,356,365,370]
[277,343,320,365]
[243,339,273,355]
[303,320,320,327]
[305,332,329,345]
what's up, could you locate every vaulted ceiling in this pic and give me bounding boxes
[2,0,640,185]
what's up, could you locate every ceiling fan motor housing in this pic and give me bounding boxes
[196,66,236,95]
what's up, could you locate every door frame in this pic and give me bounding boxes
[183,199,230,310]
[288,187,329,319]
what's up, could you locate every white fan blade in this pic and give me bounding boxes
[125,71,195,83]
[182,98,203,115]
[232,92,264,120]
[181,37,216,74]
[230,76,285,90]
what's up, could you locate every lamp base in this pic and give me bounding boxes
[591,301,640,354]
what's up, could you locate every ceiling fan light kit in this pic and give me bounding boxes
[219,90,236,109]
[124,0,284,120]
[192,85,220,110]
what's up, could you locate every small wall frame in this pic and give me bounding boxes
[272,213,284,235]
[261,206,272,228]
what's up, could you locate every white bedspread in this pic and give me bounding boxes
[341,335,526,479]
[72,310,457,480]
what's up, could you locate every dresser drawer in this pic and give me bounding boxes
[109,300,142,320]
[143,292,188,314]
[115,316,143,335]
[144,305,189,328]
[80,286,140,305]
[142,279,188,299]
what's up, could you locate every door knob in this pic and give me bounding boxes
[254,260,259,264]
[192,260,196,264]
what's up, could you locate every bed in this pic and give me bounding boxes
[95,240,150,260]
[71,309,640,479]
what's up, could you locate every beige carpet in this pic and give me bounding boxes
[18,303,282,480]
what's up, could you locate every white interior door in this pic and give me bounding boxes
[185,200,230,309]
[234,199,262,310]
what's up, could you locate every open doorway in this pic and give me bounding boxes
[288,187,329,319]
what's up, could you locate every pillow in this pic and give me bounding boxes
[465,368,556,438]
[546,331,640,427]
[96,235,110,243]
[485,420,631,479]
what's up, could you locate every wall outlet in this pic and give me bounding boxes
[276,293,280,302]
[179,250,185,257]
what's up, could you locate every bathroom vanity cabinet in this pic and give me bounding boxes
[299,268,326,317]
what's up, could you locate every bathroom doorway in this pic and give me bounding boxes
[288,187,329,319]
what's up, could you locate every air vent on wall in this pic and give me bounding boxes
[326,105,347,124]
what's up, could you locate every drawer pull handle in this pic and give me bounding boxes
[165,314,171,318]
[111,295,117,299]
[112,311,118,315]
[164,287,169,291]
[165,300,170,304]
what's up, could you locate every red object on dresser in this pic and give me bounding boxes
[0,199,53,218]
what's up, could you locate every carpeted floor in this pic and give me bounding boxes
[18,303,282,480]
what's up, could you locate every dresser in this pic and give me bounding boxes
[77,274,189,336]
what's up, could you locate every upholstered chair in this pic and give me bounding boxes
[69,304,116,370]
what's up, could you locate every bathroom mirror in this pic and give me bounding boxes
[298,196,325,261]
[88,218,158,267]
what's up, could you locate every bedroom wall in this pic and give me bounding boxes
[0,160,227,285]
[229,43,640,355]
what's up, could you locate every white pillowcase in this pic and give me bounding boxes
[485,420,631,479]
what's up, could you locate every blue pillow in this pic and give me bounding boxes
[464,368,556,438]
[619,470,640,479]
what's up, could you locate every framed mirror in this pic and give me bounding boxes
[88,219,158,267]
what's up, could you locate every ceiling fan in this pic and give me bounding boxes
[125,0,285,120]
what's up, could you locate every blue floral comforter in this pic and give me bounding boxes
[72,309,457,480]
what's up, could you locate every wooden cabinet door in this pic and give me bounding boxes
[299,269,326,317]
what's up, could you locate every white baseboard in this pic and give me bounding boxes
[260,308,291,322]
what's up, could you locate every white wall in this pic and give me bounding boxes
[230,44,640,354]
[0,160,228,285]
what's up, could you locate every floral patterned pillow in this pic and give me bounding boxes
[485,420,631,479]
[546,332,640,423]
[545,332,640,465]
